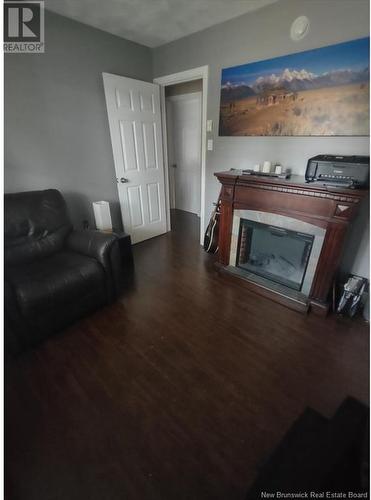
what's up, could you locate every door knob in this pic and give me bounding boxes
[118,177,129,183]
[172,164,177,168]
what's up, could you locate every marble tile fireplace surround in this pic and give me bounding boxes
[214,171,368,315]
[230,209,325,300]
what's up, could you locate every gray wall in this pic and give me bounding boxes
[153,0,370,278]
[5,10,152,229]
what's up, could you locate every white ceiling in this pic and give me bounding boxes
[46,0,278,48]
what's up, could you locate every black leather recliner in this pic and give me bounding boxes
[5,189,124,353]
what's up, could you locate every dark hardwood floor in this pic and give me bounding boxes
[5,210,369,500]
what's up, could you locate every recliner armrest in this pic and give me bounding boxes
[66,230,123,301]
[67,229,116,264]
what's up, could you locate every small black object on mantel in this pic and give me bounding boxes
[242,169,291,180]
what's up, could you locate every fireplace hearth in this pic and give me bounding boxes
[215,170,367,315]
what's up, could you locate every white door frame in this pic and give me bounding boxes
[154,65,208,245]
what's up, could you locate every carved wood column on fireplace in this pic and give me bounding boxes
[214,171,368,315]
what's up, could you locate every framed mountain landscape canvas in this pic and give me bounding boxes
[219,37,369,136]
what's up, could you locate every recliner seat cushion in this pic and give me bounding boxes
[6,251,105,318]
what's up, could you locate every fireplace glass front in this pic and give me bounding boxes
[236,219,314,291]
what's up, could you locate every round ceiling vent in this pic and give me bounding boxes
[290,16,310,41]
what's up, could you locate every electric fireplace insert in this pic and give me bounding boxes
[236,219,314,292]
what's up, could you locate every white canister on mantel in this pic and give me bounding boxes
[262,161,271,173]
[275,165,283,175]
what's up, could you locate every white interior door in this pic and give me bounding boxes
[103,72,167,244]
[166,93,202,215]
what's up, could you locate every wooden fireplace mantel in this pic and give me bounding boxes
[214,170,368,315]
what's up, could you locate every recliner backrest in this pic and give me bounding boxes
[5,189,73,266]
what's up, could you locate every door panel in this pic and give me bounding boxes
[116,88,134,110]
[142,122,157,169]
[119,121,140,172]
[140,92,155,113]
[127,185,144,228]
[166,93,202,215]
[147,183,161,222]
[103,73,167,243]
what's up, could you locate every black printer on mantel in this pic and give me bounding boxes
[305,154,369,189]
